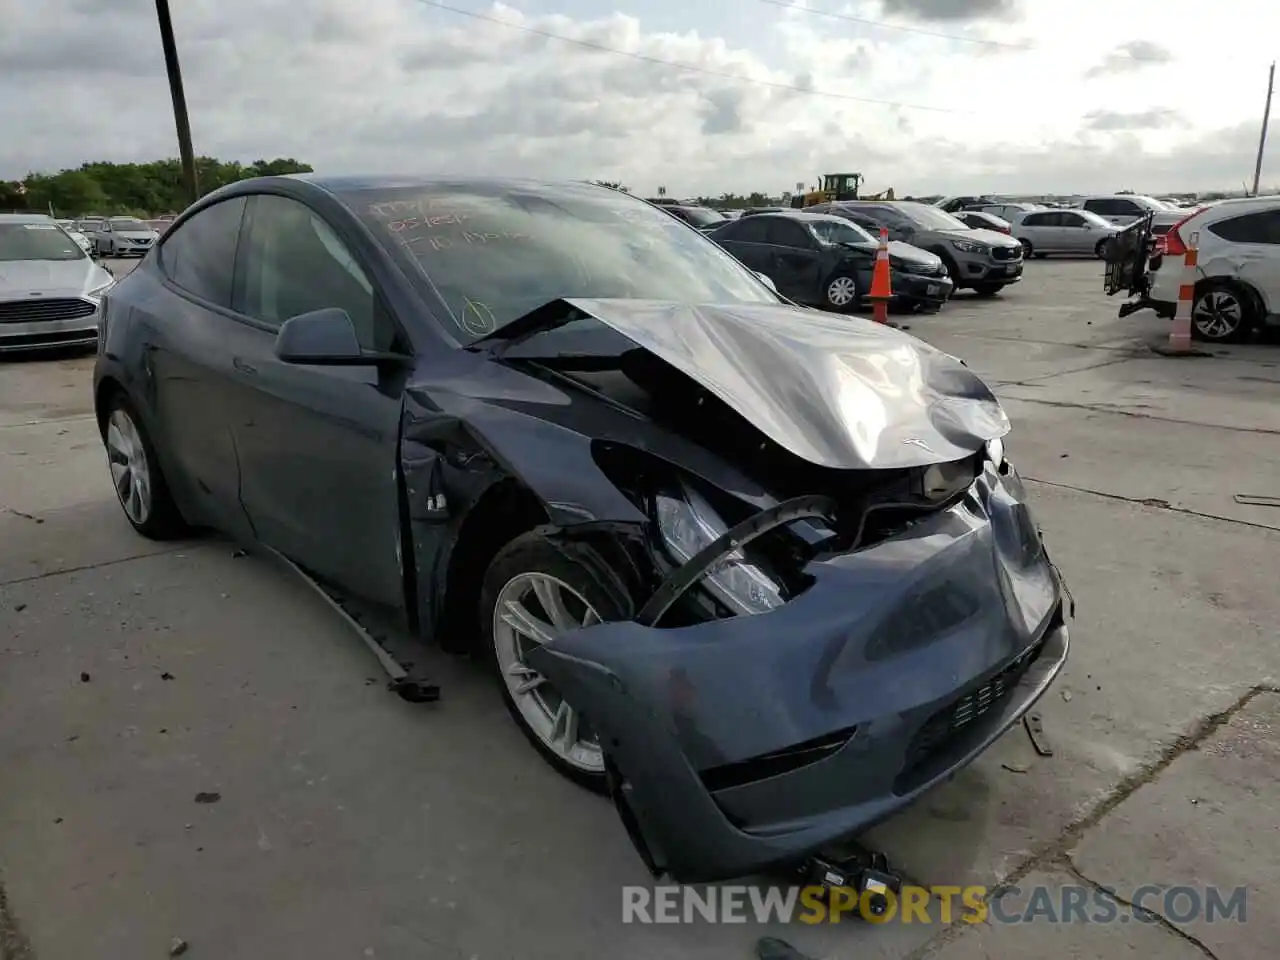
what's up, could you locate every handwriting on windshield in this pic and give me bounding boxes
[408,229,532,251]
[458,297,497,337]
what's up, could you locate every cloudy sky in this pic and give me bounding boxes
[2,0,1273,196]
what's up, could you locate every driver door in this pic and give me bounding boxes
[222,192,409,607]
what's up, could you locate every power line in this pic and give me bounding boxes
[761,0,1176,62]
[408,0,970,114]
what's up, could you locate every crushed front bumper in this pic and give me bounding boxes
[893,271,955,306]
[528,463,1069,883]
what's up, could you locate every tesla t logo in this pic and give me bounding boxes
[901,438,933,451]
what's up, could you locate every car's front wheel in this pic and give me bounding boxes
[1018,239,1034,258]
[102,393,187,539]
[822,273,860,311]
[481,530,634,792]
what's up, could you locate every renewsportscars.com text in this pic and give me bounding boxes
[622,884,1247,925]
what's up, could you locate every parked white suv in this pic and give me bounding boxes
[1077,195,1170,226]
[1145,196,1280,342]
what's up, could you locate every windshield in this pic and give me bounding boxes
[0,223,87,262]
[808,219,875,246]
[893,202,971,231]
[351,181,778,341]
[109,218,147,230]
[676,206,726,227]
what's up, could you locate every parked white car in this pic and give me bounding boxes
[88,217,161,257]
[1009,208,1119,259]
[1075,194,1170,227]
[1144,196,1280,342]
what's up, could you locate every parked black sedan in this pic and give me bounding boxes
[710,211,954,312]
[94,175,1068,884]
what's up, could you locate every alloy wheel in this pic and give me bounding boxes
[105,408,152,525]
[1192,289,1243,340]
[826,276,858,307]
[492,572,604,774]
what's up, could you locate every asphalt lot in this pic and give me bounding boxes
[2,256,1278,959]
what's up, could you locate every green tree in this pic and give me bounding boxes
[12,157,314,217]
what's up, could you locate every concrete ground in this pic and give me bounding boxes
[1,257,1276,960]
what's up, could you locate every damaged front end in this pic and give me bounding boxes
[398,297,1068,883]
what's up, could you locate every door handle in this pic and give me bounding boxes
[233,357,258,376]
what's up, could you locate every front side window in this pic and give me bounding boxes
[0,222,86,262]
[348,181,776,342]
[159,196,247,308]
[238,194,394,350]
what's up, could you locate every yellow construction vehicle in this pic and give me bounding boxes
[790,173,895,208]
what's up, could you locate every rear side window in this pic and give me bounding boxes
[1022,212,1055,227]
[1083,199,1116,216]
[764,219,812,247]
[723,217,768,243]
[1208,211,1280,244]
[159,197,247,308]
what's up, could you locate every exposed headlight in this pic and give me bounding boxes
[950,239,989,254]
[654,481,784,616]
[986,437,1005,469]
[920,459,977,502]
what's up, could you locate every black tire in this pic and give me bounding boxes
[1094,238,1109,259]
[1190,281,1257,343]
[480,529,636,793]
[821,272,861,312]
[1018,239,1034,258]
[972,283,1004,297]
[102,391,189,540]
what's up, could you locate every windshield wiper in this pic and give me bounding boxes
[466,298,583,351]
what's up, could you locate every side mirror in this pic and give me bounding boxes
[274,308,408,367]
[754,272,778,294]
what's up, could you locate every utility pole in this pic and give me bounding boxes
[1251,61,1274,197]
[155,0,199,205]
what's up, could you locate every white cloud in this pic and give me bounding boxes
[0,0,1273,196]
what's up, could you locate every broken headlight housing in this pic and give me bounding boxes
[654,480,785,616]
[986,437,1005,470]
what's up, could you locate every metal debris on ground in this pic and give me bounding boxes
[755,936,817,960]
[169,935,189,955]
[1001,761,1029,774]
[79,672,90,683]
[12,603,25,612]
[1024,713,1053,757]
[193,792,221,804]
[160,672,175,680]
[1234,494,1280,507]
[1061,689,1072,702]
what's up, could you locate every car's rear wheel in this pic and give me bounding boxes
[481,530,635,792]
[1191,281,1256,343]
[103,393,188,539]
[822,273,860,311]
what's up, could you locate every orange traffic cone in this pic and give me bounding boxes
[869,227,892,324]
[1154,230,1210,357]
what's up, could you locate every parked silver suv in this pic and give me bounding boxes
[814,200,1024,296]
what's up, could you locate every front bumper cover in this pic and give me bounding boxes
[527,463,1068,883]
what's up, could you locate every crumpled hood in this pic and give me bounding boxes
[561,298,1009,469]
[0,258,107,298]
[886,240,941,266]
